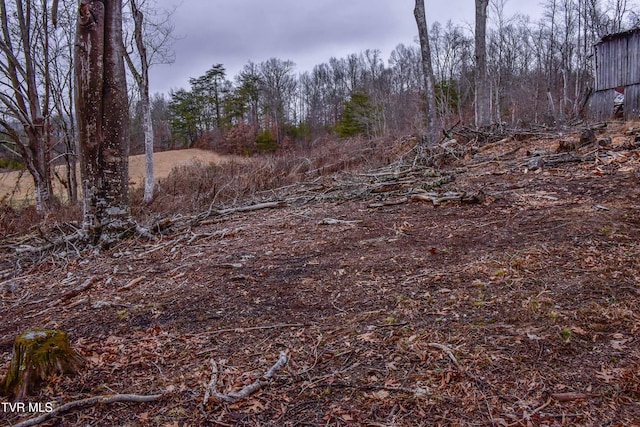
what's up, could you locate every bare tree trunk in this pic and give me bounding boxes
[413,0,439,145]
[475,0,491,127]
[75,0,132,244]
[126,0,154,203]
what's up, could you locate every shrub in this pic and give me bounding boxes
[256,129,278,153]
[0,158,22,170]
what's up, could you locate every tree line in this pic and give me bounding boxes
[159,0,638,153]
[0,0,637,241]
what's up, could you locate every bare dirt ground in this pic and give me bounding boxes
[1,123,640,426]
[0,148,231,204]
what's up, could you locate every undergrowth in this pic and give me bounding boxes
[1,136,401,237]
[132,136,397,219]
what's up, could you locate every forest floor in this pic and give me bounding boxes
[1,122,640,426]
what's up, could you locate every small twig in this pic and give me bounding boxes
[207,323,307,336]
[331,382,430,397]
[428,342,461,371]
[196,324,306,356]
[376,322,409,329]
[117,276,146,292]
[507,397,553,426]
[12,393,163,427]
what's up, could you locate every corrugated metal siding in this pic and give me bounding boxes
[625,84,640,119]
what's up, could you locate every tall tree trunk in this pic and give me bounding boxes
[141,95,154,203]
[26,124,54,212]
[475,0,491,127]
[128,0,155,203]
[413,0,439,145]
[75,0,132,244]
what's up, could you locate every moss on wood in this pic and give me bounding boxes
[0,329,84,400]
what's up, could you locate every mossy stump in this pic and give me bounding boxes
[0,329,84,400]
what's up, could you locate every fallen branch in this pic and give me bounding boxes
[55,276,97,304]
[204,351,289,404]
[14,230,84,255]
[117,276,146,292]
[368,197,409,208]
[12,393,163,427]
[410,191,484,206]
[319,218,362,225]
[216,201,287,216]
[194,200,288,226]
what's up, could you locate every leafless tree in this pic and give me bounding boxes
[414,0,439,145]
[0,0,56,212]
[50,0,80,204]
[475,0,492,127]
[123,0,175,203]
[258,58,297,145]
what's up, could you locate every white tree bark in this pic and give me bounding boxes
[474,0,492,127]
[125,0,155,203]
[413,0,439,146]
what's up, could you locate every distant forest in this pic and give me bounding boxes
[1,0,639,167]
[150,0,640,154]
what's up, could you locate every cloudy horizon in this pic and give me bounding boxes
[149,0,543,95]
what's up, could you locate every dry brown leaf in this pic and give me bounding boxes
[596,368,616,383]
[611,340,629,350]
[358,332,377,343]
[372,390,390,400]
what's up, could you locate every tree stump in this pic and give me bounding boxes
[0,330,84,400]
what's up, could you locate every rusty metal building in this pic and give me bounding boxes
[590,28,640,120]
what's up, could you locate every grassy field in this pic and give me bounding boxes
[0,149,231,205]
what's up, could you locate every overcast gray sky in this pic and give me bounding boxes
[149,0,543,95]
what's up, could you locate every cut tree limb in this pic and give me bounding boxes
[12,393,163,427]
[0,330,84,400]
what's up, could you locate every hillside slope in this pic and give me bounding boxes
[1,124,640,426]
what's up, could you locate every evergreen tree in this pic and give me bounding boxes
[335,92,379,138]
